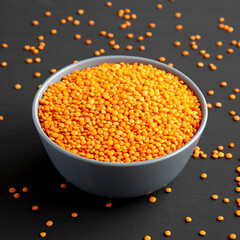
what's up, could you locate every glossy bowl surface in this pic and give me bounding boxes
[32,55,208,198]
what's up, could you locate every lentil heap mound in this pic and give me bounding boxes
[38,62,202,163]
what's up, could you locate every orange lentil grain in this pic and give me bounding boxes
[100,31,107,36]
[24,45,30,50]
[33,49,39,54]
[204,53,210,58]
[71,212,78,218]
[74,34,81,40]
[126,33,134,39]
[138,36,144,41]
[32,20,39,26]
[13,193,20,199]
[125,21,131,27]
[73,20,80,26]
[218,152,224,158]
[236,187,240,192]
[219,17,225,22]
[77,9,84,15]
[197,62,204,68]
[139,45,145,51]
[215,102,222,108]
[1,43,8,48]
[195,35,201,40]
[212,195,219,200]
[9,187,16,193]
[120,24,127,29]
[149,196,156,203]
[61,183,67,188]
[218,146,224,151]
[229,94,236,100]
[230,111,236,116]
[227,48,234,53]
[22,187,28,192]
[144,236,151,240]
[225,153,232,159]
[235,176,240,182]
[216,55,223,60]
[113,44,120,50]
[200,50,206,55]
[156,4,163,9]
[88,20,95,26]
[182,51,189,56]
[216,41,222,47]
[165,188,172,193]
[168,63,174,67]
[1,62,7,67]
[107,33,114,38]
[123,14,130,20]
[32,205,39,211]
[26,58,33,64]
[164,231,171,237]
[106,2,112,7]
[34,72,41,78]
[105,202,112,208]
[158,57,166,62]
[126,45,133,50]
[37,35,44,41]
[233,116,240,121]
[94,50,100,56]
[46,220,53,227]
[235,210,240,216]
[0,116,4,121]
[217,216,224,221]
[234,88,239,93]
[174,12,181,18]
[35,57,41,63]
[50,29,57,35]
[85,39,92,45]
[60,19,66,24]
[174,41,181,46]
[131,14,137,19]
[50,68,57,74]
[199,230,206,236]
[145,32,152,37]
[176,24,183,30]
[201,173,207,179]
[100,49,105,54]
[109,40,115,46]
[14,84,22,90]
[223,198,229,203]
[149,23,156,28]
[231,40,237,45]
[220,81,227,87]
[185,217,192,222]
[229,234,237,240]
[66,16,73,22]
[45,11,51,17]
[208,90,214,95]
[40,232,46,238]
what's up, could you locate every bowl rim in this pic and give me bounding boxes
[32,55,208,167]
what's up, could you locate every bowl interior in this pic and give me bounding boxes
[32,55,208,167]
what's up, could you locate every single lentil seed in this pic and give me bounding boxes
[215,102,222,108]
[105,202,112,207]
[139,45,145,51]
[176,24,183,30]
[185,217,192,222]
[164,230,171,237]
[201,173,207,179]
[46,220,53,227]
[212,195,219,200]
[13,193,20,198]
[22,187,28,192]
[149,196,156,203]
[174,41,181,46]
[223,198,229,203]
[32,205,39,210]
[9,187,16,193]
[165,188,172,193]
[217,216,224,221]
[40,232,46,238]
[15,84,22,90]
[229,234,237,240]
[71,212,78,218]
[199,230,206,236]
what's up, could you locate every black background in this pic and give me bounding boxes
[0,0,240,239]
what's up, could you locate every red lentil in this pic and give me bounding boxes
[174,12,181,18]
[32,20,39,26]
[229,234,237,240]
[164,231,171,237]
[212,195,219,200]
[1,43,8,48]
[144,236,151,240]
[156,4,163,9]
[50,29,57,35]
[9,187,16,193]
[165,188,172,193]
[199,230,206,236]
[22,187,28,192]
[145,32,152,37]
[197,62,204,68]
[185,217,192,222]
[14,84,21,90]
[71,212,78,218]
[217,216,224,221]
[174,41,181,46]
[182,51,189,56]
[220,81,227,87]
[139,45,145,51]
[77,9,84,15]
[40,232,46,238]
[45,11,51,17]
[85,39,92,45]
[46,220,53,227]
[216,55,223,60]
[105,202,112,208]
[201,173,207,179]
[38,63,202,163]
[176,24,183,30]
[158,57,166,62]
[149,196,156,203]
[32,205,39,210]
[215,102,222,108]
[223,198,230,203]
[216,41,222,47]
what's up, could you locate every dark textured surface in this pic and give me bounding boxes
[0,0,240,239]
